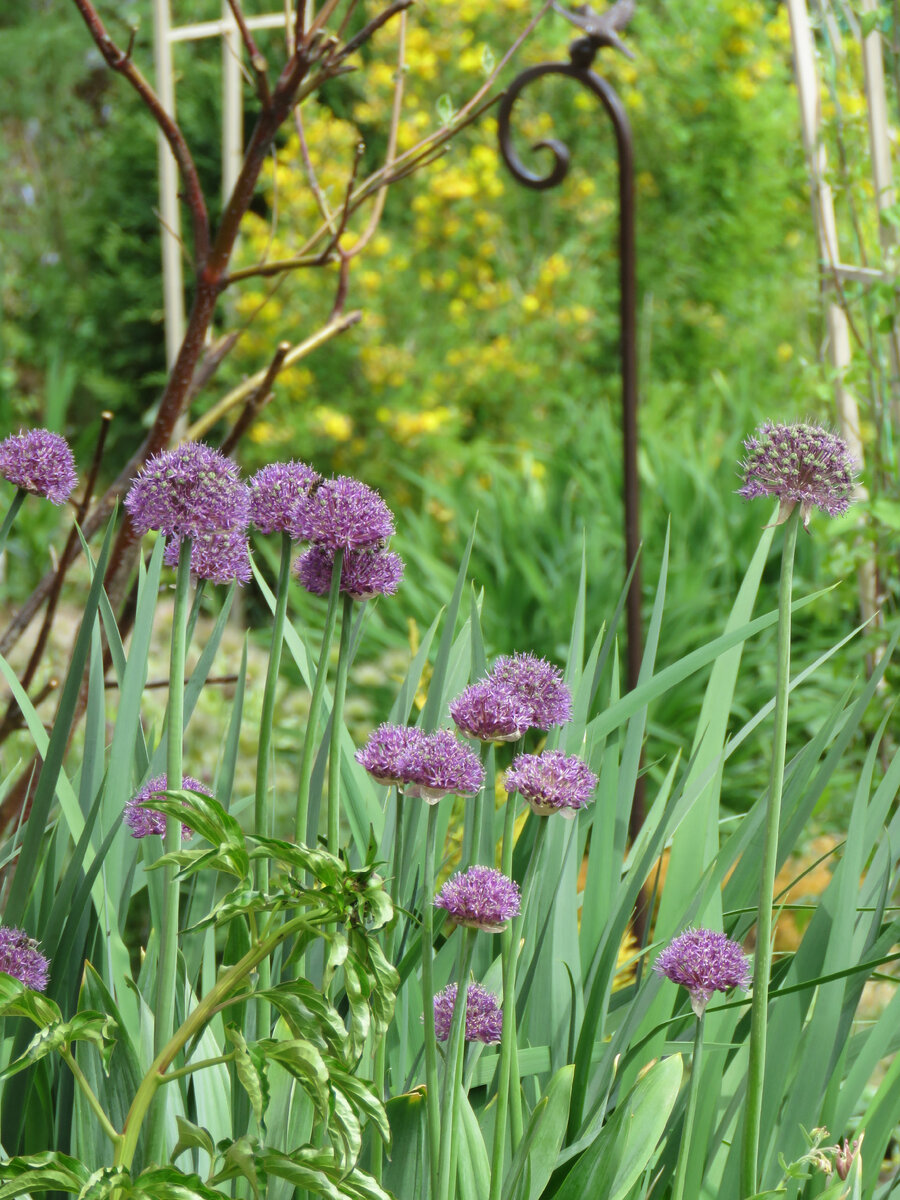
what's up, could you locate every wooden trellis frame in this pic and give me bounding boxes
[153,0,290,368]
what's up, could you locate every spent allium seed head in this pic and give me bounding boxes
[248,460,321,535]
[738,421,857,528]
[124,774,213,840]
[355,723,426,786]
[432,983,503,1043]
[489,652,573,730]
[405,729,486,802]
[164,529,252,585]
[505,750,598,818]
[449,678,532,743]
[124,442,250,538]
[295,545,404,600]
[434,865,521,931]
[0,429,77,505]
[0,926,50,991]
[288,475,395,550]
[653,927,750,1018]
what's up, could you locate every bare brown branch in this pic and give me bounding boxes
[220,341,292,455]
[226,0,273,107]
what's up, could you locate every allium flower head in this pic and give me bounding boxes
[404,729,485,802]
[164,529,252,585]
[289,475,395,550]
[450,678,532,743]
[433,982,503,1043]
[125,443,250,538]
[489,652,572,730]
[0,926,50,992]
[505,750,598,818]
[738,421,856,528]
[434,865,520,931]
[355,723,426,786]
[249,460,320,535]
[0,429,77,505]
[653,927,750,1018]
[124,774,213,840]
[295,545,404,600]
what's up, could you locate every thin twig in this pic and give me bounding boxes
[226,0,273,107]
[69,0,210,267]
[220,341,292,454]
[103,674,239,691]
[295,107,336,231]
[334,0,414,62]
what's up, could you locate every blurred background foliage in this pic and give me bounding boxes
[0,0,895,817]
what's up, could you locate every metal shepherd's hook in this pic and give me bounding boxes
[497,0,644,836]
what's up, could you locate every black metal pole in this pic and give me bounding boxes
[497,33,644,842]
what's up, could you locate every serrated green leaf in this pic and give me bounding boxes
[0,1151,90,1197]
[224,1025,269,1133]
[0,975,61,1026]
[76,1166,131,1199]
[171,1116,216,1164]
[210,1136,262,1200]
[260,1039,330,1116]
[256,980,348,1058]
[0,1011,117,1079]
[328,1065,390,1147]
[130,1165,233,1199]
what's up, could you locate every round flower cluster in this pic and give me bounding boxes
[0,926,50,992]
[123,774,213,840]
[296,545,403,600]
[355,724,484,801]
[505,750,597,817]
[738,421,856,528]
[433,982,503,1043]
[0,428,77,506]
[451,652,572,742]
[653,927,750,1018]
[125,443,252,585]
[434,866,520,932]
[248,460,320,535]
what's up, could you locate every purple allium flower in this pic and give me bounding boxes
[432,982,503,1043]
[0,926,50,992]
[653,927,750,1018]
[434,865,520,932]
[124,443,250,539]
[489,652,573,730]
[288,476,395,550]
[295,545,404,600]
[124,774,213,840]
[249,460,321,535]
[0,429,77,505]
[505,750,598,818]
[449,678,532,743]
[405,729,486,803]
[355,723,426,786]
[738,421,857,528]
[164,528,252,585]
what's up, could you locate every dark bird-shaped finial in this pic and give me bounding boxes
[552,0,636,57]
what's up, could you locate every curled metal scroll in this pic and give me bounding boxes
[497,35,642,708]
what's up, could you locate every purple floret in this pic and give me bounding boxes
[355,723,426,786]
[0,429,77,505]
[288,476,395,550]
[653,927,750,1018]
[295,545,404,600]
[0,926,50,992]
[434,865,521,932]
[505,750,597,817]
[124,442,250,539]
[489,652,572,730]
[249,460,321,535]
[405,729,485,802]
[738,421,856,528]
[433,982,503,1043]
[164,528,252,585]
[124,774,213,840]
[450,678,532,743]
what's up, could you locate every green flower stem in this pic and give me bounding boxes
[489,794,521,1199]
[371,786,404,1184]
[672,1015,705,1200]
[327,592,353,856]
[59,1047,122,1147]
[741,503,800,1198]
[148,535,191,1163]
[0,490,26,559]
[254,531,292,1037]
[295,549,344,846]
[422,803,441,1199]
[160,1052,236,1082]
[438,926,477,1200]
[115,907,328,1177]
